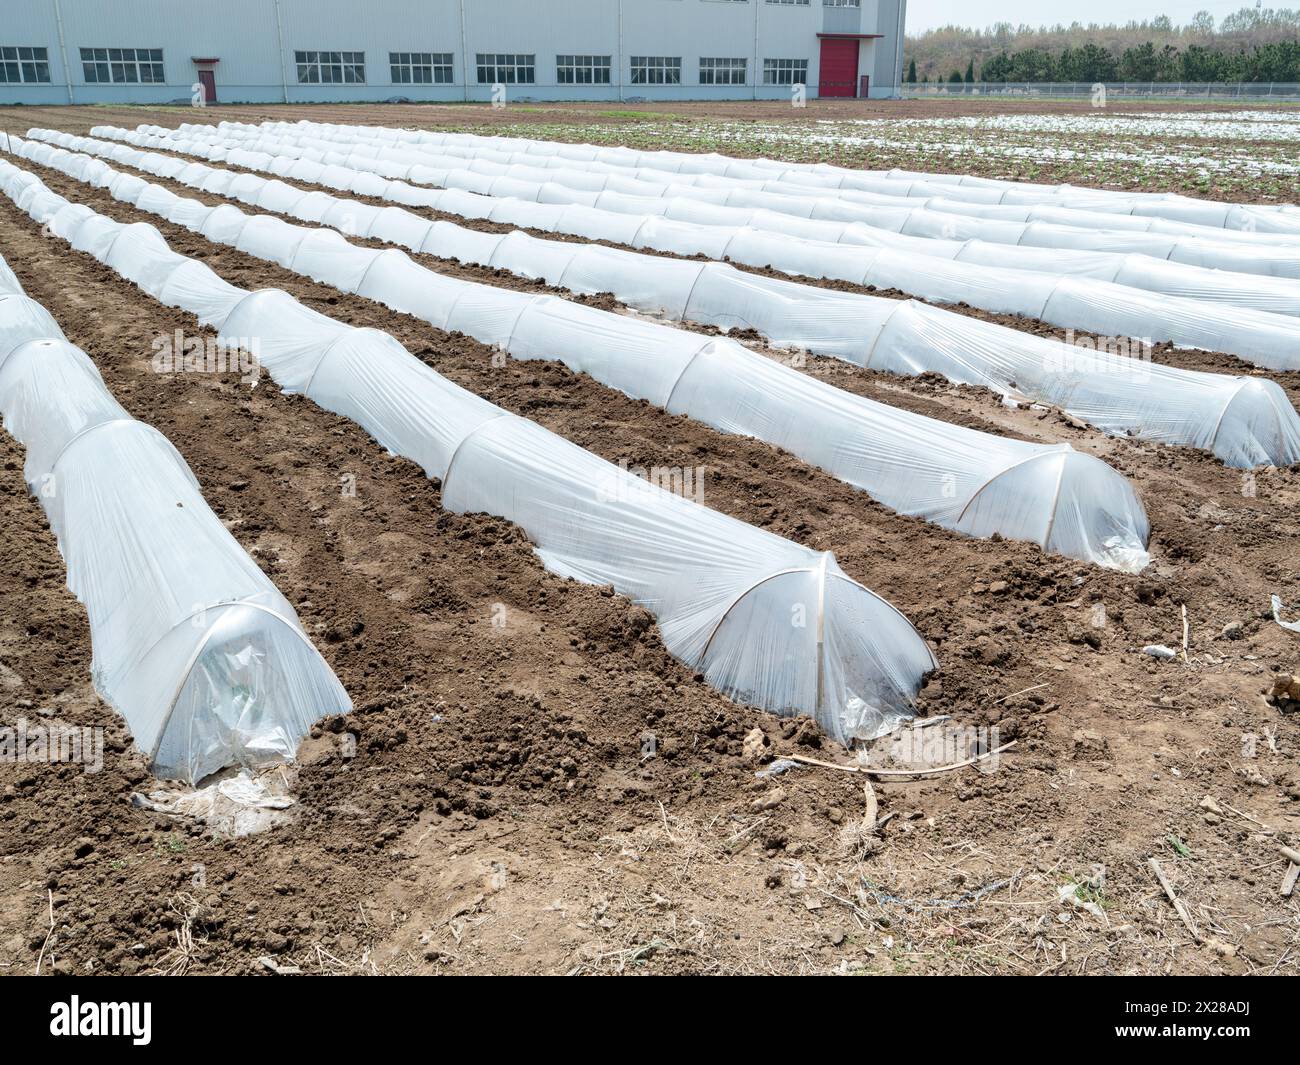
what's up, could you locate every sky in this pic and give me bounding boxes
[906,0,1262,34]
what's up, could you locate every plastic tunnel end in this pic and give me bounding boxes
[957,447,1151,573]
[698,558,934,749]
[144,603,351,786]
[1212,378,1300,470]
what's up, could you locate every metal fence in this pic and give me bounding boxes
[903,82,1300,101]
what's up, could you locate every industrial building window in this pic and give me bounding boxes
[630,57,682,85]
[0,46,51,83]
[476,54,535,84]
[80,47,165,84]
[295,51,366,84]
[699,57,747,85]
[390,52,453,84]
[766,0,811,5]
[556,55,611,84]
[823,0,860,6]
[763,58,808,84]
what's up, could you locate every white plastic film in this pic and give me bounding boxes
[79,125,1300,367]
[7,135,1159,570]
[0,158,936,746]
[240,118,1300,236]
[36,129,1300,471]
[160,120,1300,279]
[0,256,350,783]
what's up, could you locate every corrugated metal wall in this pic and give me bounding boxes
[0,0,906,105]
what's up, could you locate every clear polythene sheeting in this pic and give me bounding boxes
[0,159,936,747]
[252,120,1300,253]
[244,119,1299,235]
[389,123,1300,233]
[117,123,1300,288]
[433,139,1300,241]
[877,169,1300,235]
[0,254,19,294]
[10,136,1155,571]
[28,134,1300,472]
[95,124,1300,338]
[89,129,1300,370]
[0,256,349,783]
[247,119,1300,246]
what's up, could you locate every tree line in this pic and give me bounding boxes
[906,7,1300,84]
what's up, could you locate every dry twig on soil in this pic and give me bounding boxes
[33,889,54,976]
[782,740,1018,778]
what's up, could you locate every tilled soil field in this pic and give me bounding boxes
[2,97,1253,134]
[0,105,1298,976]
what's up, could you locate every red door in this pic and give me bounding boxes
[818,39,859,98]
[198,69,217,104]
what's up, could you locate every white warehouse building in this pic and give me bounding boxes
[0,0,907,106]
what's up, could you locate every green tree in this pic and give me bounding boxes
[965,59,975,83]
[1155,44,1182,80]
[1009,48,1060,81]
[1180,43,1227,80]
[1119,41,1159,80]
[948,69,964,83]
[981,52,1014,81]
[907,57,917,83]
[1243,39,1300,81]
[1059,43,1118,81]
[903,8,1300,85]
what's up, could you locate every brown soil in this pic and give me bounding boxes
[0,117,1298,977]
[0,98,1282,137]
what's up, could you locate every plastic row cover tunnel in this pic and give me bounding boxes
[117,123,1300,290]
[51,135,1300,474]
[238,120,1300,257]
[243,119,1300,235]
[88,126,1300,372]
[408,136,1300,245]
[387,136,1300,250]
[0,252,350,783]
[0,159,937,747]
[348,138,1300,287]
[6,134,1156,571]
[309,127,1300,274]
